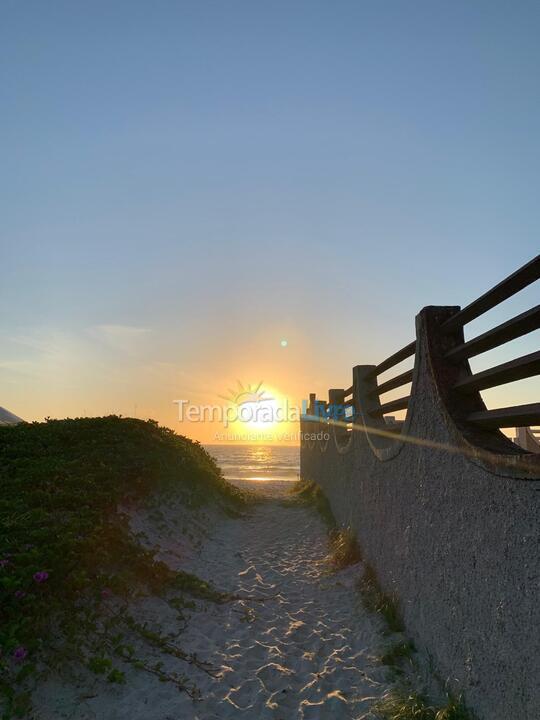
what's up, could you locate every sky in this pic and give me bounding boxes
[1,1,539,444]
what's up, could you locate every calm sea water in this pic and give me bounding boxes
[205,445,300,483]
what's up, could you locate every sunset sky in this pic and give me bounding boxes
[2,1,539,444]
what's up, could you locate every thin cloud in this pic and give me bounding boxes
[88,324,150,352]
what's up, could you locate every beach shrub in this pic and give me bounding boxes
[0,416,245,716]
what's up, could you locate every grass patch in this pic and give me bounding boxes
[362,570,474,719]
[359,564,404,634]
[289,478,336,528]
[172,570,225,603]
[380,640,415,667]
[0,416,244,716]
[327,528,362,569]
[290,481,362,570]
[373,689,472,720]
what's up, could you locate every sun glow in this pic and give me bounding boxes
[220,381,280,429]
[238,396,281,429]
[226,383,295,438]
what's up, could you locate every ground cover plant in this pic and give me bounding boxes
[0,416,247,717]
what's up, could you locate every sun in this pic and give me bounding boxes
[221,381,282,431]
[238,396,281,429]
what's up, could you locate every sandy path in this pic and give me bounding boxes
[177,479,389,719]
[33,480,395,719]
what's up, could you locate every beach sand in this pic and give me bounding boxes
[31,479,405,719]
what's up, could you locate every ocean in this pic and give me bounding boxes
[205,444,300,483]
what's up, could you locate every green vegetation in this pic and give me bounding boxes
[291,480,363,572]
[0,416,246,717]
[172,569,225,603]
[290,481,362,569]
[380,640,416,667]
[291,480,474,720]
[289,478,336,528]
[358,565,474,720]
[359,563,404,634]
[327,528,362,569]
[373,690,472,720]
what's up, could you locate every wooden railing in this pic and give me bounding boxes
[307,255,540,442]
[444,255,540,430]
[366,341,415,426]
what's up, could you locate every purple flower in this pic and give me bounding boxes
[13,646,27,663]
[33,571,49,583]
[14,590,26,599]
[0,559,10,568]
[100,587,113,599]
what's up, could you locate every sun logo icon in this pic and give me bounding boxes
[219,380,273,407]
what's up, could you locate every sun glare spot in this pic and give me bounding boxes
[238,398,280,429]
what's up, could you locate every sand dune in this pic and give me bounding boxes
[32,480,404,719]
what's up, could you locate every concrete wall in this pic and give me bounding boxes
[300,307,540,720]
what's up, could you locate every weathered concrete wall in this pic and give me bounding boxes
[301,307,540,720]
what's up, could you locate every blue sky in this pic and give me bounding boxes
[1,1,538,437]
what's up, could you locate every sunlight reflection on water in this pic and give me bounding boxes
[205,444,299,483]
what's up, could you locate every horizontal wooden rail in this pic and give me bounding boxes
[454,351,540,393]
[446,305,540,362]
[307,256,539,450]
[370,396,409,417]
[370,369,414,397]
[366,341,415,380]
[467,402,540,429]
[442,255,540,333]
